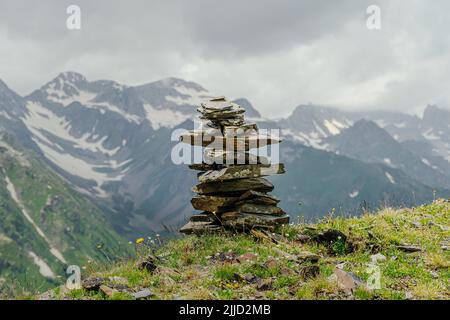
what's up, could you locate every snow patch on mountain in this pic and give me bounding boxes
[89,101,141,123]
[24,101,122,156]
[281,129,328,150]
[421,158,439,170]
[323,119,341,135]
[45,78,97,107]
[143,103,191,129]
[423,129,440,141]
[28,251,56,279]
[165,84,211,106]
[385,171,396,184]
[33,142,124,194]
[383,158,393,166]
[0,110,12,120]
[4,174,67,264]
[349,190,359,198]
[0,234,12,244]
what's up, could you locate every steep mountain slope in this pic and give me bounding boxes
[324,120,450,189]
[420,105,450,163]
[280,104,450,180]
[270,141,448,219]
[0,132,128,295]
[0,80,32,145]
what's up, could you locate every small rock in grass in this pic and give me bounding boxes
[82,277,106,291]
[263,257,277,269]
[136,254,158,272]
[211,252,238,264]
[108,276,128,284]
[329,268,367,295]
[405,291,414,300]
[132,289,154,299]
[429,221,450,231]
[256,279,273,291]
[313,229,348,245]
[297,251,321,263]
[237,253,258,262]
[243,273,260,284]
[232,273,244,282]
[280,267,295,276]
[99,285,118,297]
[409,221,422,228]
[370,253,387,263]
[396,245,422,253]
[299,265,320,280]
[295,234,311,243]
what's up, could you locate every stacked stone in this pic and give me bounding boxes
[179,97,289,234]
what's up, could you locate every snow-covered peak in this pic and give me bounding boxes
[56,71,87,83]
[0,79,10,92]
[157,77,207,92]
[37,72,94,107]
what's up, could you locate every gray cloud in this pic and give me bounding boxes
[0,0,449,117]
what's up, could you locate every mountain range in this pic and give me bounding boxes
[1,72,449,293]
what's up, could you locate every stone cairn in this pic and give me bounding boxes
[179,97,289,234]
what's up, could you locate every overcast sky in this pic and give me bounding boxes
[0,0,449,117]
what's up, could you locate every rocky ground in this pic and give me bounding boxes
[34,200,449,300]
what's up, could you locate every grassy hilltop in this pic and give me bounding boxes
[35,200,449,300]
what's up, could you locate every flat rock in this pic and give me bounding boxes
[243,273,260,284]
[82,277,106,291]
[222,213,289,230]
[238,190,280,205]
[132,289,154,300]
[329,268,366,295]
[210,252,238,264]
[198,164,285,183]
[189,213,219,223]
[192,178,274,195]
[191,195,239,212]
[297,251,321,263]
[179,221,222,234]
[203,150,270,166]
[237,253,258,262]
[299,265,320,280]
[294,234,311,243]
[223,124,258,137]
[263,257,278,269]
[256,278,273,291]
[99,285,118,297]
[179,132,281,149]
[189,163,224,171]
[235,203,286,215]
[396,245,422,252]
[370,253,387,263]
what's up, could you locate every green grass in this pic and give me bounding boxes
[35,200,450,300]
[0,138,131,297]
